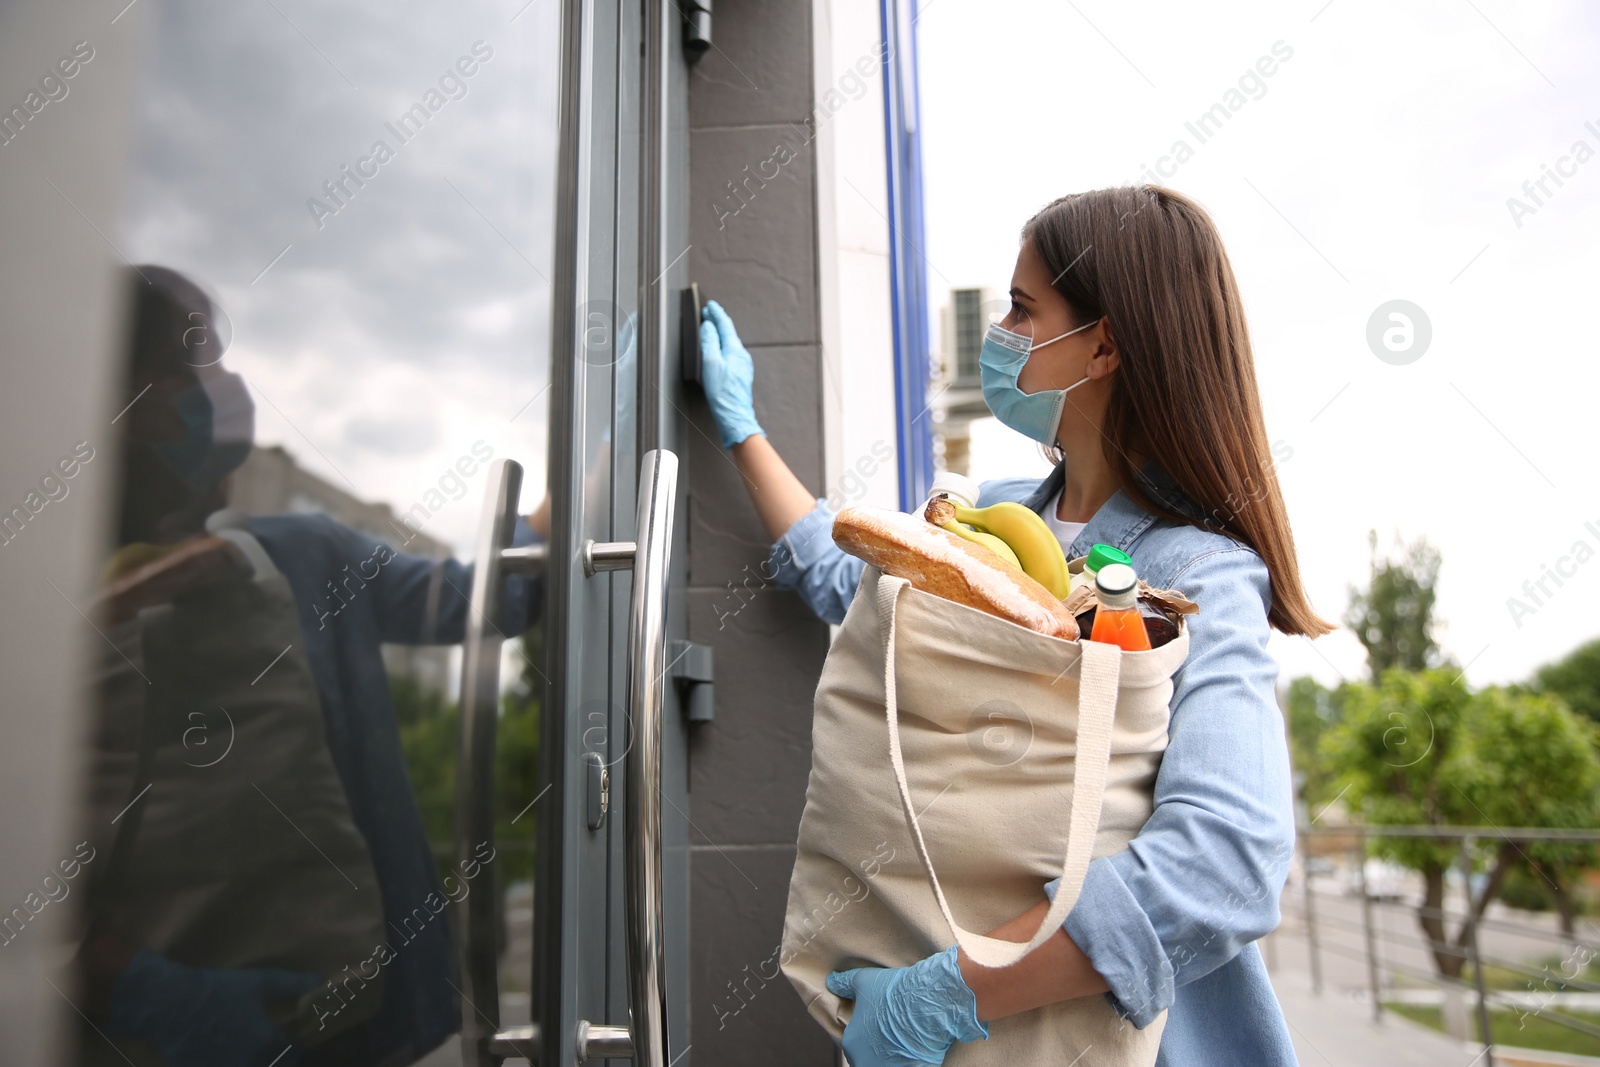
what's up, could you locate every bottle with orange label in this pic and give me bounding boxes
[1089,562,1153,651]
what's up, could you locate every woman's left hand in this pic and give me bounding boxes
[825,946,988,1066]
[699,300,766,448]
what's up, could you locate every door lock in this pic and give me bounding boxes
[584,751,609,830]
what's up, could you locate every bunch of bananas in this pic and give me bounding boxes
[923,496,1071,599]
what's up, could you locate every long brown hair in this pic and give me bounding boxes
[1023,185,1334,637]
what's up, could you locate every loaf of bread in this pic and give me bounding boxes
[833,506,1079,640]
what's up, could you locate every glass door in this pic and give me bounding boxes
[516,2,693,1065]
[4,0,692,1060]
[77,1,566,1063]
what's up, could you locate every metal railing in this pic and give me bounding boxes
[1294,825,1600,1067]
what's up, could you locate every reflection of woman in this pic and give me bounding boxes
[700,187,1331,1066]
[86,267,546,1067]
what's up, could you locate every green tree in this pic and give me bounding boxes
[1321,668,1482,977]
[1534,637,1600,728]
[397,622,545,887]
[494,621,545,885]
[1471,687,1600,938]
[1322,670,1600,975]
[400,695,458,848]
[1285,676,1346,811]
[391,673,448,729]
[1345,531,1444,681]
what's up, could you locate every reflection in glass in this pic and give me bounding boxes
[67,2,558,1063]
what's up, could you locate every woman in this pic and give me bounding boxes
[82,266,546,1067]
[697,185,1332,1066]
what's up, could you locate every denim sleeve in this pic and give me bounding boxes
[764,497,865,626]
[369,515,543,645]
[1060,546,1296,1028]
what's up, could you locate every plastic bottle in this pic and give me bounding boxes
[1069,542,1133,596]
[1089,562,1153,651]
[924,470,981,512]
[1075,596,1179,649]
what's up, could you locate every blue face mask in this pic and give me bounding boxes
[151,369,255,494]
[978,317,1099,445]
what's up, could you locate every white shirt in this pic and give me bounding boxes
[1043,487,1086,557]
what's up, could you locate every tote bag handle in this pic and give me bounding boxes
[876,573,1121,969]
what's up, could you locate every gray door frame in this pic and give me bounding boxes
[535,0,692,1063]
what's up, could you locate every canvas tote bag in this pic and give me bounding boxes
[781,563,1190,1066]
[83,527,386,1063]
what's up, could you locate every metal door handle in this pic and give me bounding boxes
[483,1023,632,1062]
[621,448,677,1067]
[456,458,547,1066]
[575,448,678,1066]
[459,452,676,1065]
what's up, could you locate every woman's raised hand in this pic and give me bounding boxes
[699,300,766,448]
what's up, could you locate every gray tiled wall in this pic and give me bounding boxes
[685,1,840,1063]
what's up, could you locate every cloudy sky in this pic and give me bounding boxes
[113,0,1599,692]
[918,0,1600,690]
[118,0,561,554]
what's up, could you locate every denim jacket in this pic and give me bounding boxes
[248,512,542,1064]
[768,460,1299,1067]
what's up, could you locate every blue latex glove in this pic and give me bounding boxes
[826,946,988,1066]
[106,948,322,1067]
[698,300,765,448]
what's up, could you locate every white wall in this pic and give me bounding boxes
[0,6,146,1060]
[813,0,902,514]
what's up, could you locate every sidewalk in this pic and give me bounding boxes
[1266,885,1600,1067]
[1268,941,1490,1067]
